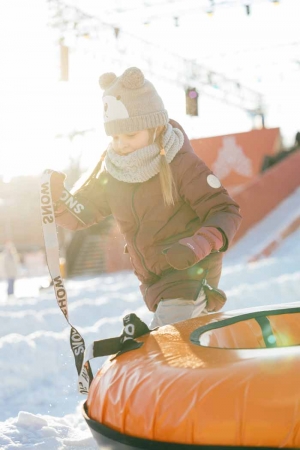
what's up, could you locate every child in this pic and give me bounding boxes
[51,67,242,327]
[2,241,20,298]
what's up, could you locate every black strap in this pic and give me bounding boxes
[89,313,151,361]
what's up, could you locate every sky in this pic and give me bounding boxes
[0,186,300,448]
[0,0,300,180]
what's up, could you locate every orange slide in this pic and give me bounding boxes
[84,304,300,449]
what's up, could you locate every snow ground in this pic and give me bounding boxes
[0,191,299,449]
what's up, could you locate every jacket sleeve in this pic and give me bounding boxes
[176,151,242,251]
[55,173,112,231]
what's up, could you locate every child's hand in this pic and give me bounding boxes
[165,235,211,270]
[164,227,223,271]
[50,171,66,203]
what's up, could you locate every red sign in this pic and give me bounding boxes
[191,128,281,193]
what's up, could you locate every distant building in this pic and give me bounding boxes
[0,176,46,252]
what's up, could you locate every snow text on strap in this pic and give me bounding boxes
[40,169,93,394]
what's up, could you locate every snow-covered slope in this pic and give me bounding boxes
[225,186,300,264]
[0,191,299,449]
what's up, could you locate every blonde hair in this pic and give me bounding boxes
[149,127,179,207]
[74,128,179,207]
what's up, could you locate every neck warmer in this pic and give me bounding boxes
[104,123,184,183]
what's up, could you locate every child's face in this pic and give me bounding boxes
[112,129,150,155]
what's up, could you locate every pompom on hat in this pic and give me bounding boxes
[99,67,169,136]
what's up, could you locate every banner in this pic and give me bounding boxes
[191,128,280,193]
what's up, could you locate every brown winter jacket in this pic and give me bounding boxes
[55,120,242,311]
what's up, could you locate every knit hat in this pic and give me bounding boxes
[99,67,169,136]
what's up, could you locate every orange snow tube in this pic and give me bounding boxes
[84,304,300,449]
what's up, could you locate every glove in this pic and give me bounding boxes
[164,227,224,271]
[50,171,66,204]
